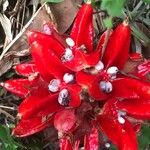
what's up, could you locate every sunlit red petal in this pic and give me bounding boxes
[84,127,99,150]
[112,77,150,99]
[30,41,53,82]
[15,62,37,77]
[31,40,71,80]
[18,88,62,119]
[59,137,73,150]
[97,115,138,150]
[70,3,93,53]
[12,116,53,137]
[27,31,65,57]
[39,41,72,80]
[102,22,131,70]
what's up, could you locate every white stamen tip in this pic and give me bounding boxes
[105,143,110,148]
[99,81,112,93]
[63,73,74,83]
[95,61,104,71]
[48,79,61,92]
[118,116,125,124]
[107,66,118,75]
[66,38,75,47]
[58,89,70,106]
[62,48,74,61]
[118,110,126,116]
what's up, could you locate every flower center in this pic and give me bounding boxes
[62,48,74,62]
[63,73,74,83]
[99,81,112,93]
[48,79,61,92]
[58,89,70,106]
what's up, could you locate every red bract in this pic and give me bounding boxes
[138,60,150,76]
[1,1,150,150]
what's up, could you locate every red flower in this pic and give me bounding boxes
[1,1,150,150]
[138,60,150,76]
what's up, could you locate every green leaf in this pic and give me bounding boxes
[138,125,150,149]
[46,0,63,3]
[103,17,113,28]
[143,0,150,3]
[101,0,126,17]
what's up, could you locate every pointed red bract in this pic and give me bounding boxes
[18,88,62,119]
[13,116,53,137]
[97,115,138,150]
[0,79,33,98]
[33,41,71,80]
[15,62,37,77]
[102,21,131,70]
[116,98,150,120]
[70,3,93,53]
[27,31,65,57]
[112,77,150,99]
[30,41,53,82]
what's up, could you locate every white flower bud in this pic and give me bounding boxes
[48,79,61,92]
[99,81,112,93]
[66,38,75,47]
[63,73,74,83]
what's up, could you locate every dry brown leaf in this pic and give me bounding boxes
[49,0,82,33]
[0,3,55,77]
[136,22,150,59]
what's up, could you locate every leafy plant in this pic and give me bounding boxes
[0,125,18,150]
